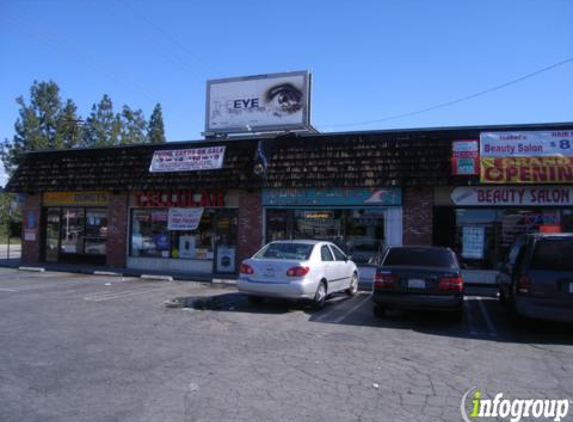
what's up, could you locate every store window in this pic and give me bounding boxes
[454,208,569,269]
[265,208,386,264]
[130,208,236,260]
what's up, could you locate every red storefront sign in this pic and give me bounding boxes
[133,189,225,208]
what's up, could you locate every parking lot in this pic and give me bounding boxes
[1,268,573,422]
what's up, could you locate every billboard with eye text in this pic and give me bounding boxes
[205,71,311,134]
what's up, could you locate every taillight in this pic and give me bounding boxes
[439,276,464,292]
[240,264,254,275]
[286,266,310,277]
[374,272,396,289]
[517,275,531,294]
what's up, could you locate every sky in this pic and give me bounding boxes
[0,0,572,185]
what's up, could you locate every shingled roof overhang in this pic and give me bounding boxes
[6,122,573,193]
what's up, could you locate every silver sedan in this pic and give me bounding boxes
[237,240,359,309]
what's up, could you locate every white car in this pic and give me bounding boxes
[237,240,359,309]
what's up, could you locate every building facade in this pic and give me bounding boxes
[7,122,573,277]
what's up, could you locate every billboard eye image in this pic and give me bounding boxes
[265,83,303,116]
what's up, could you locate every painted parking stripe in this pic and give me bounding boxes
[312,293,368,323]
[464,297,480,336]
[476,297,497,338]
[331,294,371,324]
[84,286,177,302]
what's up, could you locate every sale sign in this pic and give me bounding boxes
[168,208,204,231]
[480,131,573,184]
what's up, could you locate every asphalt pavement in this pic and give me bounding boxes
[1,268,572,422]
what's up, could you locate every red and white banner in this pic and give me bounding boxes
[149,147,225,173]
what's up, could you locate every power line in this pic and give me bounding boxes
[319,55,573,129]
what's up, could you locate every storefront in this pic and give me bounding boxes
[40,191,110,265]
[434,185,573,269]
[127,188,240,275]
[262,187,403,264]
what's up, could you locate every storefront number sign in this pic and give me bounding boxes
[480,131,573,183]
[462,226,485,260]
[451,140,479,175]
[168,208,204,231]
[149,147,226,173]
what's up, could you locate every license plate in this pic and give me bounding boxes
[569,283,573,293]
[264,268,276,278]
[408,279,426,289]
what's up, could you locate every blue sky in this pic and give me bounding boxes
[1,0,572,183]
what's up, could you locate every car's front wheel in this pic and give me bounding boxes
[313,281,327,310]
[345,273,359,296]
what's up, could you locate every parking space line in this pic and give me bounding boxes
[464,297,479,336]
[0,288,18,292]
[331,294,371,324]
[84,286,177,302]
[476,297,497,338]
[312,293,368,323]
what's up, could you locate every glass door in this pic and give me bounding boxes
[44,208,61,262]
[60,208,86,257]
[213,210,238,274]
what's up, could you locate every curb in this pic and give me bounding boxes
[18,266,45,272]
[93,271,123,277]
[140,274,173,282]
[212,278,237,285]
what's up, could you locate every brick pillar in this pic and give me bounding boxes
[402,187,433,246]
[21,194,42,265]
[237,190,263,268]
[106,192,129,268]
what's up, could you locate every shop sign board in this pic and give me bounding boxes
[149,147,226,173]
[168,208,204,231]
[452,140,479,175]
[262,187,402,207]
[451,186,573,206]
[205,71,311,134]
[133,189,225,208]
[480,130,573,183]
[43,191,110,206]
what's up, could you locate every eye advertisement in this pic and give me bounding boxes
[205,71,311,134]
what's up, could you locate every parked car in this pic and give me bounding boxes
[498,233,573,323]
[372,246,464,320]
[237,240,359,309]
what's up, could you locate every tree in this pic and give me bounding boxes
[1,80,65,175]
[82,94,121,147]
[55,99,83,149]
[148,103,166,144]
[119,105,147,145]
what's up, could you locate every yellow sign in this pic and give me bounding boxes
[43,191,110,206]
[480,157,573,184]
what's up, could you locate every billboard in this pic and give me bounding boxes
[480,130,573,184]
[205,71,311,134]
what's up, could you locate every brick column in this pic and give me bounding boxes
[21,194,42,265]
[402,187,433,246]
[106,192,129,268]
[237,190,263,268]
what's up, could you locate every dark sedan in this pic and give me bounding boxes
[372,246,464,320]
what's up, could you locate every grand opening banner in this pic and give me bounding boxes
[480,130,573,183]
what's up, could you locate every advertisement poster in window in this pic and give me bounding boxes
[462,226,485,259]
[168,208,204,231]
[215,245,236,273]
[452,140,479,175]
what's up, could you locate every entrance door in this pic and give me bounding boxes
[44,208,61,262]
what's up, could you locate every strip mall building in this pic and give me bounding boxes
[6,122,573,280]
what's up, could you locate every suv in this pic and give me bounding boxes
[498,233,573,323]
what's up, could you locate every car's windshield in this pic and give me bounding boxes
[255,243,314,260]
[530,239,573,271]
[383,247,457,268]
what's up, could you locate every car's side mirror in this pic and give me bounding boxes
[346,255,352,261]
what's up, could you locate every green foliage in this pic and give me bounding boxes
[1,80,81,175]
[2,80,168,176]
[82,94,122,147]
[148,103,166,144]
[119,105,148,145]
[0,192,22,240]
